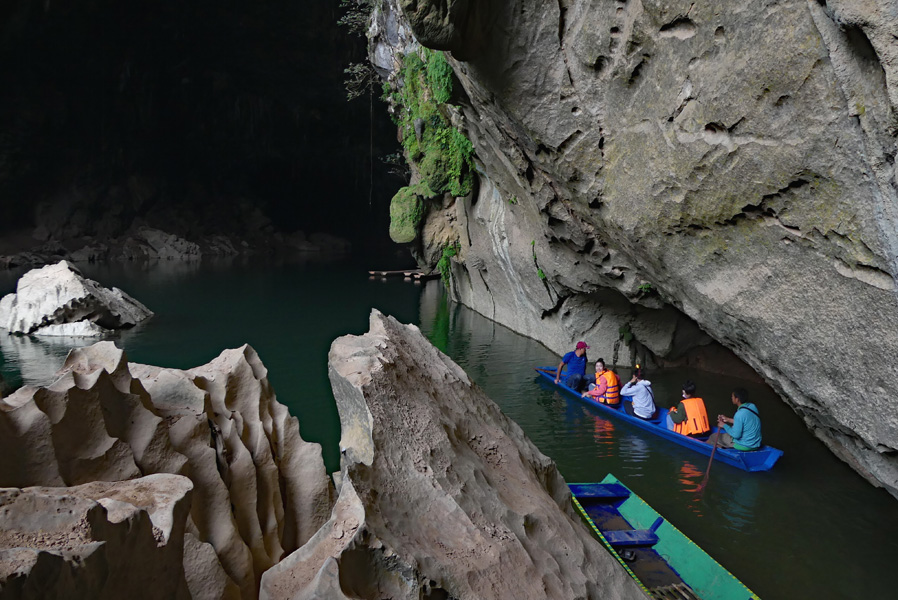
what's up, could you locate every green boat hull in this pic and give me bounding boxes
[570,474,759,600]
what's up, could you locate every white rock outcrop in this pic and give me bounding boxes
[261,310,644,600]
[0,261,153,336]
[0,341,333,599]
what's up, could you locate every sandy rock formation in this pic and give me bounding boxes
[372,0,898,498]
[0,341,333,599]
[260,310,644,600]
[0,474,193,599]
[0,261,152,336]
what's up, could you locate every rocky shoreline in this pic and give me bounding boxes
[0,226,351,272]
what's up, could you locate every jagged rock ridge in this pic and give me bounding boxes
[370,0,898,497]
[261,310,644,599]
[0,342,333,599]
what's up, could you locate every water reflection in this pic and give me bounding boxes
[0,334,87,387]
[619,433,651,473]
[677,460,706,503]
[721,476,760,533]
[588,413,617,455]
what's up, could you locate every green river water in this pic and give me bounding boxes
[0,257,895,599]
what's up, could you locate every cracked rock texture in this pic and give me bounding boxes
[0,474,193,600]
[0,261,153,336]
[260,310,644,600]
[0,341,333,599]
[371,0,898,498]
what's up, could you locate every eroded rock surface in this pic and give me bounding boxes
[0,341,333,599]
[261,310,644,600]
[0,261,152,336]
[0,474,193,600]
[373,0,898,498]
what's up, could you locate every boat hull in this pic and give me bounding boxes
[536,367,783,472]
[571,475,760,600]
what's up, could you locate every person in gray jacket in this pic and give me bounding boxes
[620,367,656,420]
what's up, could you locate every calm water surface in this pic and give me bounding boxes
[0,258,895,599]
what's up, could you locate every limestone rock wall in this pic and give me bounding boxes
[261,310,645,600]
[0,342,333,599]
[372,0,898,497]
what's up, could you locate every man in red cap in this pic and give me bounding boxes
[554,341,594,391]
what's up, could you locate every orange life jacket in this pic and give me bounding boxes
[596,369,621,404]
[672,397,710,436]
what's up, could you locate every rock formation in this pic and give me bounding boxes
[120,227,202,261]
[0,227,354,271]
[0,341,333,599]
[0,317,646,598]
[0,474,194,600]
[0,261,153,336]
[260,310,644,600]
[371,0,898,498]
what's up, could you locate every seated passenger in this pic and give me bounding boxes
[666,380,710,436]
[707,388,762,451]
[621,367,656,420]
[554,341,594,391]
[581,358,621,405]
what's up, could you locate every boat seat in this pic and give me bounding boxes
[603,517,664,548]
[569,483,631,500]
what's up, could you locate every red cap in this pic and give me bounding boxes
[576,341,590,350]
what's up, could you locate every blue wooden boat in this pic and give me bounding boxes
[536,367,783,472]
[571,475,760,599]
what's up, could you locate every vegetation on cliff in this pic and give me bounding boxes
[388,182,433,243]
[383,49,475,245]
[437,242,459,288]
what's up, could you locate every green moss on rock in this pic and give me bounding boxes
[389,183,433,244]
[437,243,459,288]
[426,49,454,104]
[385,49,476,200]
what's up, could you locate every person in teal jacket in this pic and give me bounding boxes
[709,387,762,450]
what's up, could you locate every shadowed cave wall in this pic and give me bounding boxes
[0,0,402,251]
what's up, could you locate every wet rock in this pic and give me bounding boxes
[261,310,644,599]
[0,261,153,336]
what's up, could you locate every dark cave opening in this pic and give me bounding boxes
[0,0,404,256]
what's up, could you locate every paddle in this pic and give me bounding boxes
[698,426,722,492]
[535,366,566,382]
